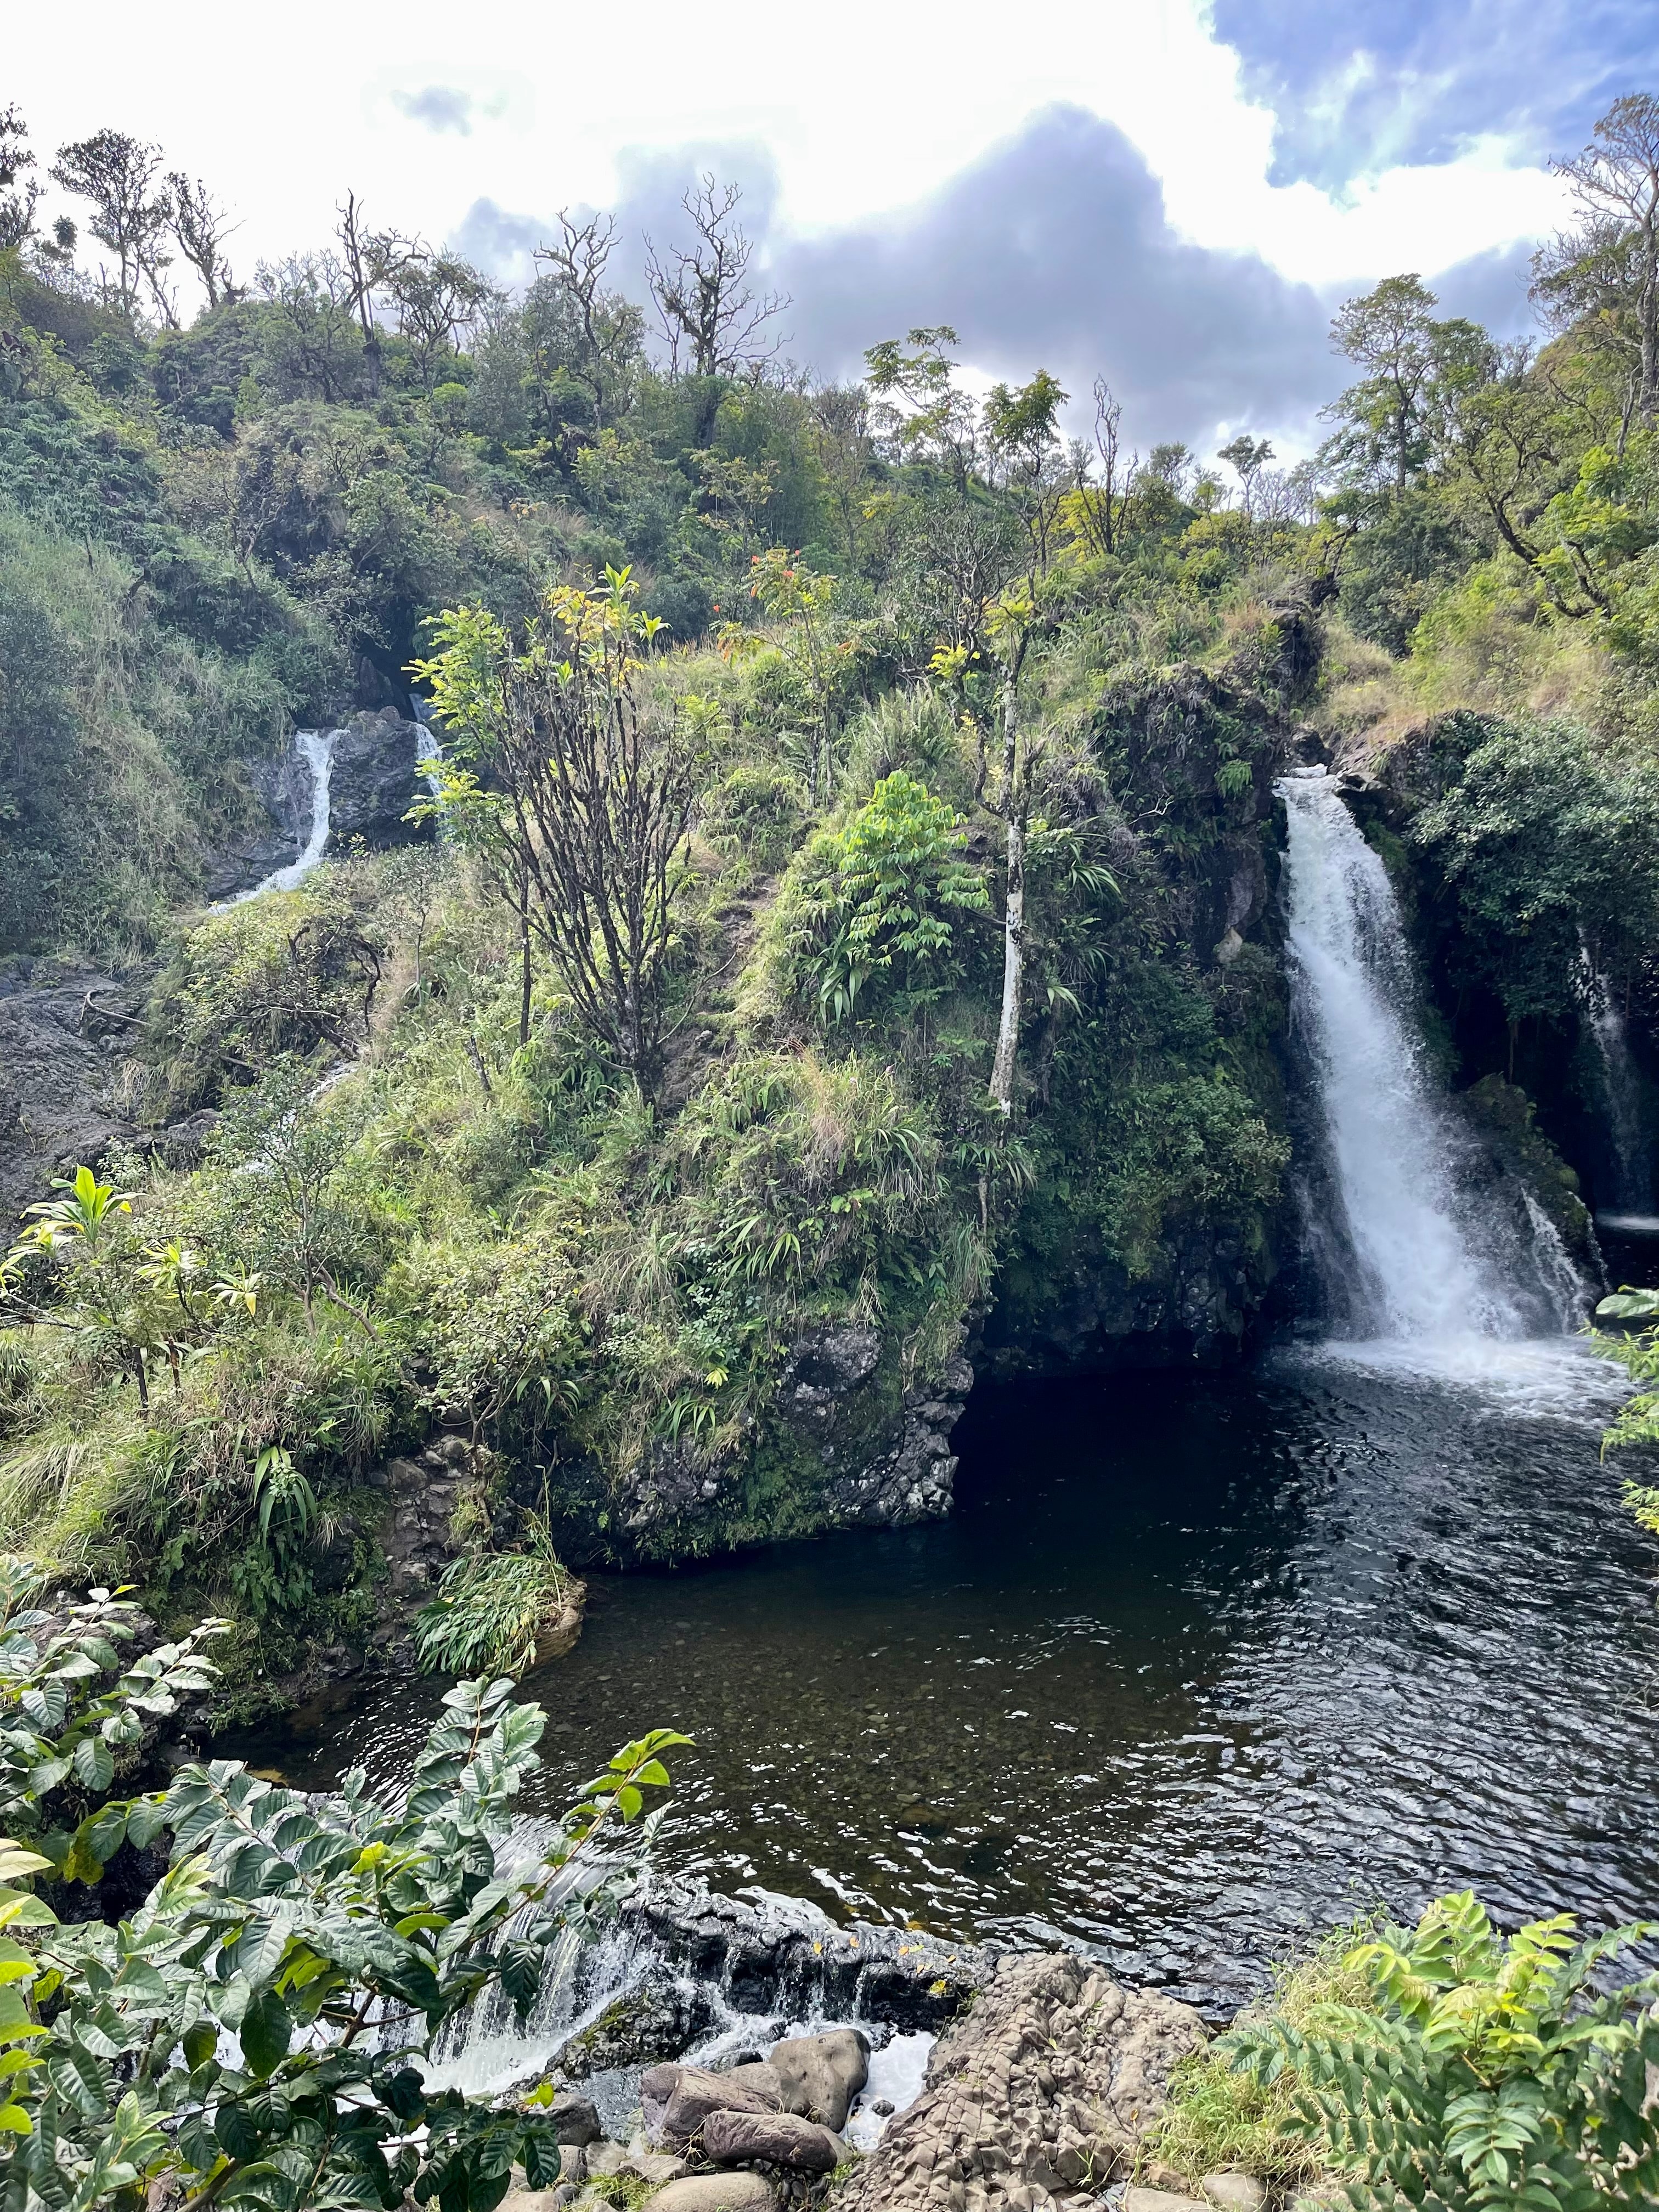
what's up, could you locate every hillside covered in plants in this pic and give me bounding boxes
[4,94,1659,1706]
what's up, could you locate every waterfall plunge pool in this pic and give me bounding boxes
[231,1345,1657,2015]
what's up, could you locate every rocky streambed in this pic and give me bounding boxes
[475,1880,1271,2212]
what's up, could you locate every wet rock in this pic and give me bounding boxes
[648,2179,778,2212]
[547,2094,601,2147]
[700,2108,843,2171]
[556,1966,718,2080]
[664,2065,783,2140]
[617,1876,992,2029]
[834,1951,1205,2212]
[766,2028,869,2130]
[326,710,427,848]
[819,1358,971,1531]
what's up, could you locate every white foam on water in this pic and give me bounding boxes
[845,2030,935,2149]
[1280,1333,1627,1422]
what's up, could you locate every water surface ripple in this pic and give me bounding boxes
[243,1351,1659,2011]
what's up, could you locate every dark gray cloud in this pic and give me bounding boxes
[770,105,1332,445]
[450,105,1554,453]
[1212,0,1658,191]
[393,85,475,136]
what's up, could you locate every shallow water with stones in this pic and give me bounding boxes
[232,1342,1659,2013]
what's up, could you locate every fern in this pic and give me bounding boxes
[1217,1892,1659,2212]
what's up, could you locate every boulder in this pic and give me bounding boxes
[1201,2175,1265,2212]
[1126,2193,1210,2212]
[325,711,427,848]
[764,2028,869,2130]
[646,2179,777,2212]
[699,2108,843,2172]
[663,2064,782,2141]
[546,2094,601,2147]
[834,1952,1205,2212]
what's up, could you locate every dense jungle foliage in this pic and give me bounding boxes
[4,93,1659,1706]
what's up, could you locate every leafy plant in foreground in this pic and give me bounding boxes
[0,1661,686,2211]
[1219,1889,1659,2211]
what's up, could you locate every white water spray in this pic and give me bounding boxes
[232,729,342,904]
[1279,770,1586,1357]
[1582,953,1654,1219]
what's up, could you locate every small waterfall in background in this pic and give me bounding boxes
[1279,770,1588,1370]
[410,693,445,805]
[1581,953,1656,1226]
[231,729,343,904]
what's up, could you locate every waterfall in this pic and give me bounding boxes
[1279,770,1582,1347]
[231,729,342,905]
[1581,955,1654,1220]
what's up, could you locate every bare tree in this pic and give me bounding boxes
[1533,95,1659,424]
[644,174,789,381]
[0,104,41,251]
[166,171,239,309]
[50,129,174,321]
[334,193,422,388]
[533,209,644,433]
[256,252,365,400]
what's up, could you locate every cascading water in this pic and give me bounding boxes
[1582,954,1655,1222]
[1279,769,1585,1356]
[230,729,342,904]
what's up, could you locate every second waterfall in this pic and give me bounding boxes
[1279,768,1583,1344]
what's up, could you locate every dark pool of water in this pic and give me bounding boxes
[232,1345,1659,2011]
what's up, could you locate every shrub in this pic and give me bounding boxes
[414,1536,573,1677]
[785,770,987,1023]
[1219,1891,1659,2211]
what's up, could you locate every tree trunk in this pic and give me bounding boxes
[518,899,533,1049]
[989,674,1028,1118]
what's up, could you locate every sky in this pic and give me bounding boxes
[8,0,1657,452]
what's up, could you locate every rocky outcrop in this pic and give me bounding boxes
[0,960,139,1224]
[212,710,430,898]
[326,710,428,847]
[833,1950,1206,2212]
[617,1877,992,2029]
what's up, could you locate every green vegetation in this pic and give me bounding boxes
[1212,1891,1659,2212]
[0,1553,682,2211]
[3,88,1659,1689]
[1144,1918,1378,2191]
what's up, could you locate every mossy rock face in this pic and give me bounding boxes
[553,1969,718,2081]
[1461,1074,1598,1265]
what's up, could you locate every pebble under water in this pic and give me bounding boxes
[235,1342,1659,2012]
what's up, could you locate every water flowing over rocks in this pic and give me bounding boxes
[498,1883,1207,2212]
[211,710,428,899]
